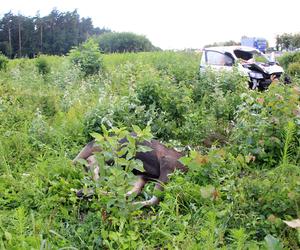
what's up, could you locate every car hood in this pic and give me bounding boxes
[242,63,284,75]
[258,64,284,74]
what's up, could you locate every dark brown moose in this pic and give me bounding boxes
[73,137,187,206]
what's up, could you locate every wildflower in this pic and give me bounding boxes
[292,106,300,117]
[256,97,264,104]
[292,86,300,95]
[275,93,284,101]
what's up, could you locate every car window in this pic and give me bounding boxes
[206,51,233,66]
[234,50,253,60]
[234,49,269,64]
[253,54,269,63]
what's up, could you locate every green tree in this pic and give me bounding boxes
[204,40,240,48]
[0,52,8,70]
[68,38,103,76]
[292,33,300,49]
[97,32,158,53]
[0,12,13,58]
[276,33,300,51]
[0,9,110,57]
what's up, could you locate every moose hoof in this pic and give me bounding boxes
[132,196,160,207]
[126,191,135,197]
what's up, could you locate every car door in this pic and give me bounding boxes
[200,50,234,72]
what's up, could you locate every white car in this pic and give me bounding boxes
[200,46,287,90]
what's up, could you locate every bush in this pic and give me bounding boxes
[0,53,8,71]
[97,32,158,53]
[230,84,300,167]
[35,55,51,75]
[287,62,300,76]
[2,50,300,248]
[149,51,200,84]
[68,38,103,76]
[135,70,195,141]
[179,70,248,146]
[278,51,300,69]
[230,165,300,245]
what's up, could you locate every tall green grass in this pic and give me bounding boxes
[0,51,299,249]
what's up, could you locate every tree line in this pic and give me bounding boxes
[204,40,240,48]
[0,9,110,58]
[96,32,159,53]
[276,33,300,51]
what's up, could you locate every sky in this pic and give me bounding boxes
[0,0,299,50]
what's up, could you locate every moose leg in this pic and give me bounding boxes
[134,156,173,206]
[76,155,100,198]
[87,155,100,181]
[126,176,147,197]
[72,140,100,164]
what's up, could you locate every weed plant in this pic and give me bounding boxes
[0,51,299,249]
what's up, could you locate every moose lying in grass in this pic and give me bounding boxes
[72,127,188,206]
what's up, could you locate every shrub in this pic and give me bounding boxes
[97,32,158,53]
[2,50,300,248]
[287,62,300,76]
[35,55,51,75]
[180,69,248,146]
[278,51,300,69]
[143,51,200,84]
[0,52,8,71]
[83,93,160,141]
[230,84,300,167]
[136,71,195,141]
[68,38,103,76]
[229,165,300,245]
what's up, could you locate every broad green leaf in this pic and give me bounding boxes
[126,151,134,160]
[132,125,142,136]
[77,158,88,166]
[142,126,153,141]
[137,145,152,153]
[4,231,12,241]
[127,135,136,146]
[103,151,113,161]
[190,150,199,158]
[117,158,129,167]
[264,234,283,250]
[117,147,128,157]
[179,156,192,166]
[133,159,144,172]
[90,132,104,142]
[101,124,109,137]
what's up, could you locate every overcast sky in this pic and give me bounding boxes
[1,0,299,50]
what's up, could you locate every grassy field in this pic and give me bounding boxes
[0,50,300,249]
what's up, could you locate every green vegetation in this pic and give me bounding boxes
[278,51,300,78]
[69,38,104,76]
[0,9,110,58]
[278,51,300,69]
[0,50,300,249]
[276,33,300,51]
[287,62,300,76]
[35,55,51,75]
[96,32,159,53]
[0,52,8,70]
[0,10,159,58]
[204,40,240,48]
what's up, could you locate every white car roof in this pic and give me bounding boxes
[204,45,261,54]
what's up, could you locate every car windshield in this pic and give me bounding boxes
[252,53,269,63]
[205,50,234,66]
[234,49,269,64]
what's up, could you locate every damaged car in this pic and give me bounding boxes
[200,46,290,90]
